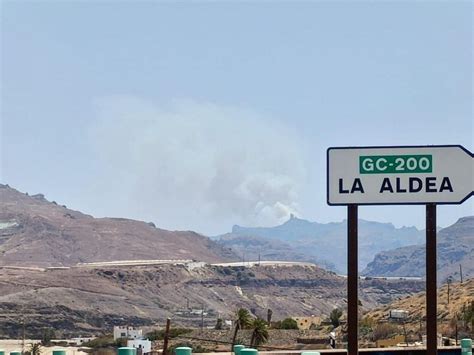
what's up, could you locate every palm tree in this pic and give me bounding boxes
[231,308,252,351]
[250,318,269,347]
[29,343,42,355]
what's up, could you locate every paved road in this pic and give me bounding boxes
[337,274,423,281]
[0,260,424,280]
[211,260,317,267]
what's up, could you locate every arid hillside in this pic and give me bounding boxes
[0,185,237,266]
[365,278,474,323]
[363,278,474,339]
[0,263,424,338]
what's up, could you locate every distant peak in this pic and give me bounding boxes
[456,216,474,224]
[283,215,311,226]
[231,224,243,233]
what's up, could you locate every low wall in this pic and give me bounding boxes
[260,347,465,355]
[201,347,468,355]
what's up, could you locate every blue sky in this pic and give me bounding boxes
[1,1,472,235]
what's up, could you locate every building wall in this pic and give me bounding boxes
[292,316,321,330]
[113,326,143,340]
[376,335,406,348]
[69,337,96,346]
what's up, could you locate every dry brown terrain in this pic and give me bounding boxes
[0,185,236,266]
[0,184,426,339]
[365,278,474,323]
[363,278,474,339]
[0,263,424,338]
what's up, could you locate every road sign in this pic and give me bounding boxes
[326,145,473,355]
[327,145,473,205]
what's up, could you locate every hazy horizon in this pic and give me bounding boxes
[1,1,472,235]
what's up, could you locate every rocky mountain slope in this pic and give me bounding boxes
[0,185,237,266]
[0,263,424,338]
[216,215,424,273]
[0,183,459,338]
[363,278,474,339]
[365,278,474,323]
[363,216,474,282]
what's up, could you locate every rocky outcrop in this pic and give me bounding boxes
[363,216,474,281]
[217,216,424,273]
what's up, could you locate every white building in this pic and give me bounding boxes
[127,339,152,354]
[388,309,409,320]
[422,334,443,347]
[69,337,96,345]
[113,326,143,340]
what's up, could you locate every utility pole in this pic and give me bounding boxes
[455,313,458,346]
[21,313,25,354]
[419,318,423,341]
[447,278,451,305]
[402,320,408,346]
[162,318,171,355]
[201,303,205,331]
[459,264,463,283]
[19,305,26,354]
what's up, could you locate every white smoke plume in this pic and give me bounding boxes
[89,96,307,234]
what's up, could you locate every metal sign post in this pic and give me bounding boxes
[426,204,437,355]
[327,145,473,355]
[347,205,358,355]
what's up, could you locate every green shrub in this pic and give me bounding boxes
[215,318,223,330]
[82,335,115,348]
[169,343,212,354]
[41,328,56,346]
[372,323,400,341]
[330,308,343,328]
[280,318,298,329]
[146,328,192,341]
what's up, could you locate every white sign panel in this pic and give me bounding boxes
[327,145,473,205]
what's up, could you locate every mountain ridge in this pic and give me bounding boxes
[362,216,474,281]
[218,215,425,273]
[0,184,237,266]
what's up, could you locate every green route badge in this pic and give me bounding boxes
[359,155,432,174]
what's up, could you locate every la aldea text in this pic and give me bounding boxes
[338,176,454,194]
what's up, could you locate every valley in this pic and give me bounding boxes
[0,184,471,339]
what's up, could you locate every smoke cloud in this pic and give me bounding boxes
[89,96,307,234]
